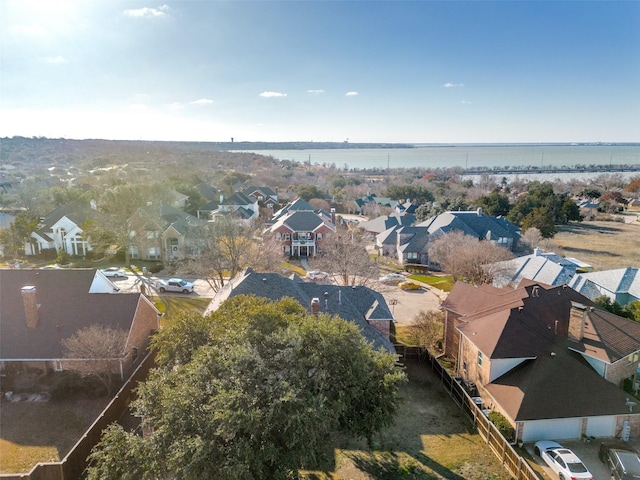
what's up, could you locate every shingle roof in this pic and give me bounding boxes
[418,210,519,240]
[0,269,142,360]
[569,268,640,303]
[270,211,335,233]
[206,269,395,352]
[359,214,417,235]
[491,253,578,288]
[485,349,633,421]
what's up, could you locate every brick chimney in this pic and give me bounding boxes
[21,286,39,329]
[568,302,587,342]
[311,298,320,315]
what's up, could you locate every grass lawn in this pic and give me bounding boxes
[408,274,455,292]
[302,360,510,480]
[549,220,640,271]
[0,397,109,474]
[151,295,212,326]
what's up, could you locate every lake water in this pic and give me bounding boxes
[236,144,640,171]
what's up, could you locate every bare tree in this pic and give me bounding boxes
[62,325,128,396]
[315,230,378,286]
[406,309,444,353]
[521,227,543,249]
[428,231,515,285]
[176,217,263,292]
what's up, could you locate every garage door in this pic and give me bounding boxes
[522,418,582,442]
[585,416,616,438]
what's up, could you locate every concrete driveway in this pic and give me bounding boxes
[375,281,446,325]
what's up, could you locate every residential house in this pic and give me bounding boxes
[569,267,640,306]
[210,192,259,224]
[263,198,337,257]
[242,185,279,208]
[128,203,206,262]
[442,280,640,442]
[0,269,160,377]
[395,201,418,216]
[490,248,591,288]
[418,208,520,251]
[353,194,395,215]
[376,225,430,265]
[25,200,99,257]
[205,268,395,352]
[358,213,417,236]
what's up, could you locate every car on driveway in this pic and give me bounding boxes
[398,281,421,290]
[100,267,127,278]
[599,441,640,480]
[379,273,405,284]
[156,278,194,293]
[305,270,329,281]
[534,440,593,480]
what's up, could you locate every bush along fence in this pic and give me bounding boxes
[0,349,156,480]
[397,345,541,480]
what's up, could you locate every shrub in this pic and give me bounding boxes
[49,371,105,401]
[488,411,515,443]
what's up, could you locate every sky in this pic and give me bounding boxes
[1,0,639,144]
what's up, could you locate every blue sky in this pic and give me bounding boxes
[1,1,639,143]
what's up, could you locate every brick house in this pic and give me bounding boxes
[0,269,160,378]
[442,280,640,441]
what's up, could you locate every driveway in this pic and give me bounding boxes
[375,281,445,325]
[107,272,215,297]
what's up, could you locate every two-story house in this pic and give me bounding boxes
[264,198,337,257]
[210,192,259,224]
[376,225,430,265]
[442,280,640,442]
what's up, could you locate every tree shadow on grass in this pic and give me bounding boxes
[559,223,623,234]
[344,450,467,480]
[561,245,621,257]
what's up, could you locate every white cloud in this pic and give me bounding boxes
[259,91,287,98]
[307,89,325,95]
[345,91,359,96]
[124,5,170,18]
[444,82,464,88]
[460,100,472,105]
[190,98,214,105]
[44,55,67,64]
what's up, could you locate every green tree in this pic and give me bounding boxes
[296,184,325,201]
[594,296,636,320]
[0,213,38,257]
[520,206,556,238]
[474,190,511,217]
[87,296,405,480]
[385,185,434,204]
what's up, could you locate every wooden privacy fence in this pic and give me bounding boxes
[0,349,157,480]
[397,345,541,480]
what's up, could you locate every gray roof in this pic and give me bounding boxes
[569,268,640,304]
[206,269,395,352]
[34,200,98,239]
[0,269,142,361]
[222,191,255,206]
[418,210,520,241]
[491,251,579,288]
[269,210,335,233]
[359,214,417,235]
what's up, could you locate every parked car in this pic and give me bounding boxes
[534,440,593,480]
[100,267,127,278]
[156,278,194,293]
[305,270,329,281]
[599,441,640,480]
[398,281,420,290]
[379,273,405,284]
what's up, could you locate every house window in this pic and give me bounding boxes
[477,351,483,366]
[129,246,139,259]
[407,252,418,260]
[54,360,63,371]
[148,247,160,260]
[284,245,291,254]
[147,231,159,239]
[317,233,323,240]
[276,232,282,240]
[628,352,639,365]
[283,233,291,241]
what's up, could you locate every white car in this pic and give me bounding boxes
[305,270,329,281]
[534,440,593,480]
[156,278,194,293]
[100,267,127,278]
[379,273,405,284]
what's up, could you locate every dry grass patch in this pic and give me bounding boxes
[549,221,640,270]
[0,397,108,474]
[302,361,509,480]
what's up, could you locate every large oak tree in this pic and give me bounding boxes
[87,296,405,480]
